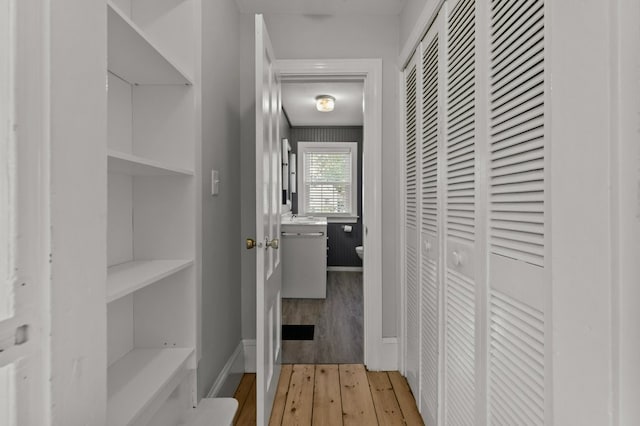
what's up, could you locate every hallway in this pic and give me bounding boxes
[3,0,638,423]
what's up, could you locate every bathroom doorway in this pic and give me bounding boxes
[280,81,364,362]
[276,59,385,367]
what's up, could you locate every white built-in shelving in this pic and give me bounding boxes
[107,2,193,85]
[107,259,193,303]
[108,150,194,177]
[105,0,199,422]
[107,348,194,426]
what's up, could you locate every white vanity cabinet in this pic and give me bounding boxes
[281,217,327,299]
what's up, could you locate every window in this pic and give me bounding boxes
[298,142,358,220]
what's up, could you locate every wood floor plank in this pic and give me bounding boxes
[234,367,426,426]
[368,372,406,425]
[312,365,342,426]
[339,364,378,426]
[387,371,424,426]
[282,364,315,425]
[269,364,293,426]
[235,375,257,426]
[233,373,256,424]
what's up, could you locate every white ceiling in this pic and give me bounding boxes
[235,0,406,15]
[282,81,364,126]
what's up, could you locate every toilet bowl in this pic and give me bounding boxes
[355,245,364,260]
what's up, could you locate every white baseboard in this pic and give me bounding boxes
[243,339,256,373]
[326,266,363,272]
[379,337,399,371]
[207,341,244,397]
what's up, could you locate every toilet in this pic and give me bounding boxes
[355,245,364,260]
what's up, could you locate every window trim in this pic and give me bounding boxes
[297,141,358,219]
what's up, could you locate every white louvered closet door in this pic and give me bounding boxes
[487,0,548,424]
[418,14,443,426]
[444,0,478,424]
[403,51,421,396]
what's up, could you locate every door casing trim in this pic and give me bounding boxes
[277,58,387,369]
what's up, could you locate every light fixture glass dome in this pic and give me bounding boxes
[315,95,335,112]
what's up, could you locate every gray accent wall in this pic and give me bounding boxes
[290,126,363,267]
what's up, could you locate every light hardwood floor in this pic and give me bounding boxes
[282,271,363,364]
[233,365,425,426]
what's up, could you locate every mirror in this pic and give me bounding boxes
[282,139,294,211]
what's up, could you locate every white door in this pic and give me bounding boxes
[403,50,421,397]
[443,0,478,424]
[486,0,548,423]
[418,12,443,426]
[254,14,282,426]
[0,0,45,424]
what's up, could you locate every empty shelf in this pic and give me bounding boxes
[187,398,238,426]
[108,150,194,176]
[107,259,193,303]
[107,2,193,85]
[108,348,194,426]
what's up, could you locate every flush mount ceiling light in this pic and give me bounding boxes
[315,95,335,112]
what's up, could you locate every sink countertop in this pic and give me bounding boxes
[281,215,328,226]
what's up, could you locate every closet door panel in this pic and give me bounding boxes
[444,0,477,424]
[487,0,548,424]
[419,22,441,426]
[444,269,476,425]
[404,53,421,395]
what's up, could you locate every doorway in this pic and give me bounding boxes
[280,79,365,364]
[277,59,384,368]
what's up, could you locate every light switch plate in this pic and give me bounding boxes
[211,170,220,195]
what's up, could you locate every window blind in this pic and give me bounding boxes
[302,148,354,215]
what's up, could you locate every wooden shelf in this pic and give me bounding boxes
[107,259,193,303]
[108,150,194,177]
[107,2,193,85]
[107,348,194,426]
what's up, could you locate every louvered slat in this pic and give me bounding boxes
[406,245,419,391]
[490,0,545,267]
[422,36,439,235]
[447,0,476,244]
[421,257,438,425]
[404,59,420,394]
[489,290,545,425]
[420,32,440,425]
[445,269,476,425]
[406,64,418,230]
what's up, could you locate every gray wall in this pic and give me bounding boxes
[241,13,401,340]
[198,0,242,399]
[400,0,432,49]
[240,14,257,341]
[289,127,363,268]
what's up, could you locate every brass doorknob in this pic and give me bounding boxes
[246,238,257,250]
[266,238,279,250]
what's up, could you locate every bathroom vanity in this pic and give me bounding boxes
[281,215,327,298]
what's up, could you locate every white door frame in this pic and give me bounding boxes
[1,0,51,423]
[277,58,386,369]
